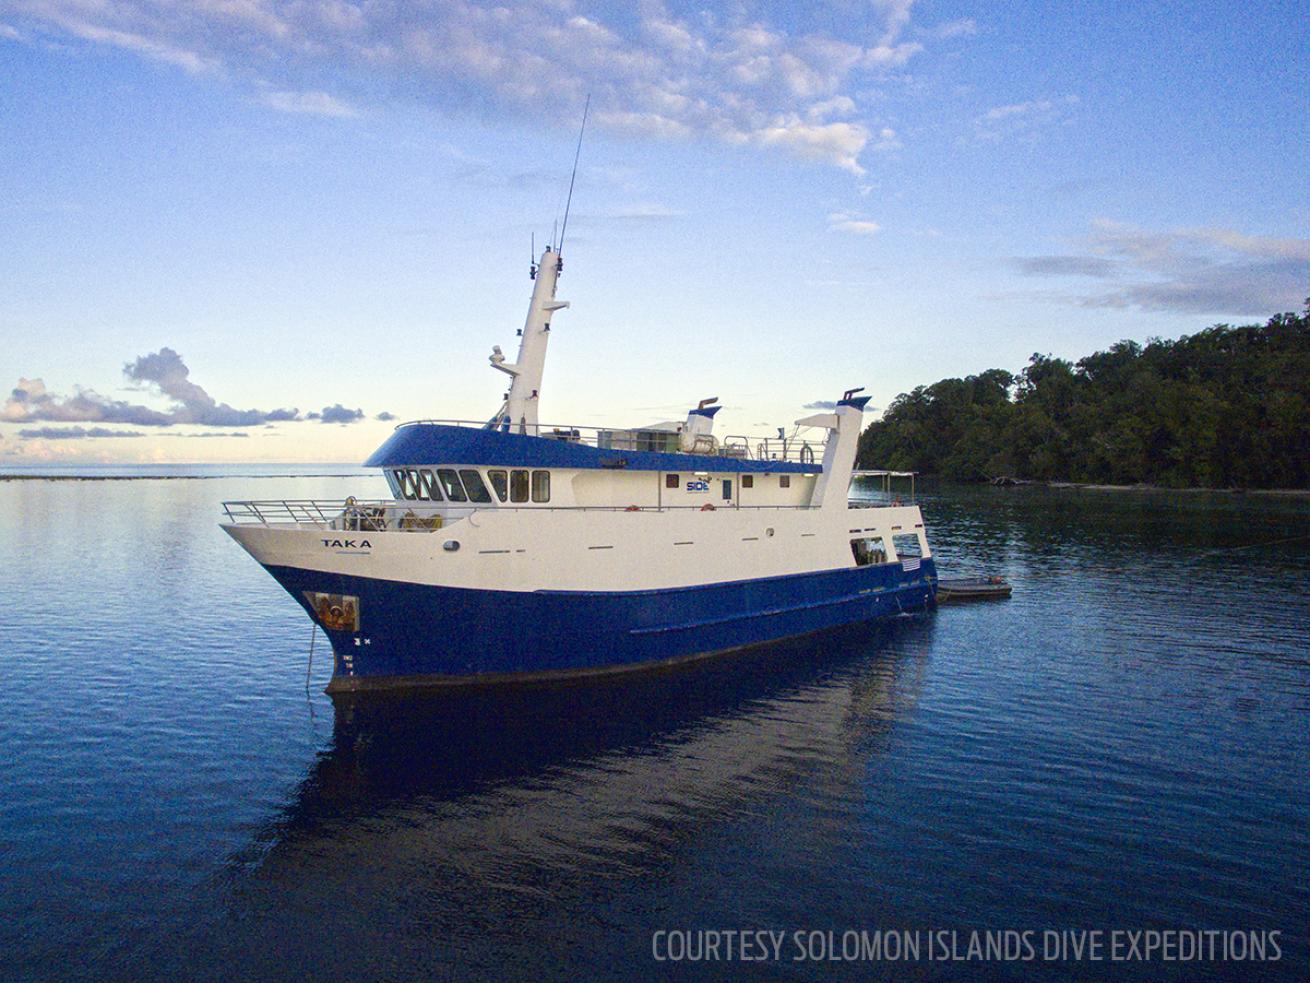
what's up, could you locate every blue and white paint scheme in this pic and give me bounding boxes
[222,241,936,692]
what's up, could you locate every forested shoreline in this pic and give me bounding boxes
[855,301,1310,489]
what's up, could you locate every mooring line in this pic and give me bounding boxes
[306,623,317,692]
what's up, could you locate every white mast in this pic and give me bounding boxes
[488,249,568,433]
[486,95,588,435]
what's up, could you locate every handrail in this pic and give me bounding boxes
[392,418,828,464]
[220,498,834,528]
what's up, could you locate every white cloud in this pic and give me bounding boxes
[60,20,218,73]
[873,0,917,45]
[976,95,1079,141]
[922,18,977,39]
[806,95,856,120]
[598,203,685,220]
[1183,226,1310,262]
[870,126,902,152]
[754,119,871,175]
[860,42,923,68]
[4,0,966,174]
[259,88,360,118]
[984,99,1054,121]
[828,212,881,235]
[0,22,21,39]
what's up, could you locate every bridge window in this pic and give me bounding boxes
[405,469,427,500]
[665,473,679,489]
[488,469,508,502]
[531,470,551,503]
[851,536,887,567]
[460,469,493,504]
[510,469,529,503]
[392,469,415,500]
[418,469,440,501]
[436,468,468,502]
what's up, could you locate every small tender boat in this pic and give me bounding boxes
[935,576,1012,602]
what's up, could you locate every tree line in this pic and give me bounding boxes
[855,301,1310,489]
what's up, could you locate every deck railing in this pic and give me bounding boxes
[396,418,826,464]
[221,499,847,529]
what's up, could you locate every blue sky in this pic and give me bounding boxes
[2,0,1307,464]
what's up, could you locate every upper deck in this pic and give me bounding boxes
[364,419,828,473]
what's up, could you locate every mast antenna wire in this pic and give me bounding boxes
[557,93,590,256]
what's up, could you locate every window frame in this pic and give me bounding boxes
[531,470,551,503]
[851,536,888,567]
[436,468,468,503]
[392,469,415,501]
[510,469,530,503]
[891,533,922,559]
[459,469,493,504]
[406,469,428,501]
[418,468,441,501]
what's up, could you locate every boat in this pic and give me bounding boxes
[935,576,1012,602]
[221,237,938,692]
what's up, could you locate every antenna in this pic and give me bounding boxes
[557,93,590,256]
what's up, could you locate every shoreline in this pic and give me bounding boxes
[991,479,1310,498]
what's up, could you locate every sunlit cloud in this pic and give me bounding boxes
[4,0,957,175]
[4,348,374,427]
[1013,220,1310,316]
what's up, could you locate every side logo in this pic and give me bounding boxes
[685,480,710,492]
[322,539,372,549]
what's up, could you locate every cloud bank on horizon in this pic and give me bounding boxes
[0,0,952,176]
[1014,221,1310,317]
[3,347,382,433]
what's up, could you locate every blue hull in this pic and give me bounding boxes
[264,560,937,692]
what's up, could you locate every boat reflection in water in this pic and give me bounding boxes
[196,617,936,979]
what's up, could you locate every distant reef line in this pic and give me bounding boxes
[856,300,1310,491]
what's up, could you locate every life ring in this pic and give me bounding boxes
[345,495,357,506]
[800,443,814,465]
[624,505,639,512]
[700,503,716,511]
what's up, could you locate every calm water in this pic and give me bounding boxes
[1,472,1307,980]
